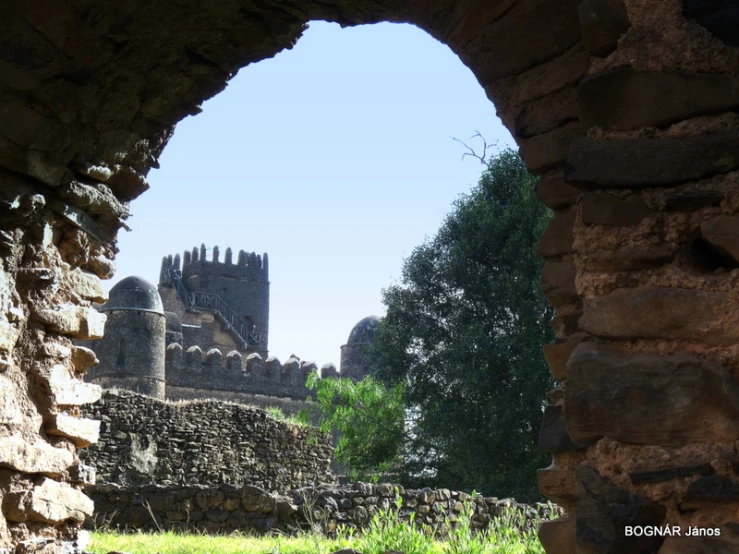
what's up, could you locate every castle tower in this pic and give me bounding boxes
[158,245,269,356]
[86,276,167,399]
[340,315,381,381]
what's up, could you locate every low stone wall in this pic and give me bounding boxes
[86,482,562,535]
[80,390,335,492]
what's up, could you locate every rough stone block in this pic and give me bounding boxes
[464,0,582,82]
[630,463,714,485]
[520,122,584,174]
[6,478,93,523]
[68,463,96,485]
[542,335,585,380]
[538,517,576,554]
[47,412,101,447]
[515,85,579,138]
[535,177,582,209]
[0,375,22,425]
[550,309,582,337]
[0,435,73,475]
[32,305,106,339]
[539,404,587,452]
[565,343,739,445]
[488,43,590,114]
[578,0,630,57]
[700,214,739,267]
[664,189,723,212]
[576,466,666,554]
[579,287,739,346]
[683,0,739,47]
[66,269,107,303]
[582,246,674,272]
[538,469,579,511]
[242,485,275,513]
[683,475,739,506]
[581,192,649,227]
[71,345,99,373]
[538,208,575,258]
[580,69,739,130]
[566,136,739,188]
[542,261,578,310]
[48,364,103,406]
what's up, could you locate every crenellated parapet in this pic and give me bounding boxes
[165,342,337,400]
[159,244,269,284]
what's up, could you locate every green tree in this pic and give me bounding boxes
[305,371,406,481]
[369,148,554,501]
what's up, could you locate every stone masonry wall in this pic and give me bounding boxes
[80,390,335,492]
[164,343,338,401]
[86,482,563,535]
[3,1,739,553]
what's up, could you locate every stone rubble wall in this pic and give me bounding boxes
[80,390,335,492]
[85,482,563,535]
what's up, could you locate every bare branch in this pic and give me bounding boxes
[451,131,489,164]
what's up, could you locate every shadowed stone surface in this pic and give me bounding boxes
[539,405,588,452]
[576,466,666,554]
[579,287,739,346]
[565,343,739,446]
[542,261,578,307]
[542,335,585,380]
[538,208,576,258]
[578,0,630,57]
[683,0,739,47]
[629,463,714,485]
[580,69,739,130]
[700,215,739,266]
[566,137,739,188]
[539,518,576,554]
[535,177,583,209]
[581,192,650,227]
[581,246,675,272]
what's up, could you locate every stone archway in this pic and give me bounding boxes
[1,0,739,552]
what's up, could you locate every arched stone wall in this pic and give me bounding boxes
[1,1,738,552]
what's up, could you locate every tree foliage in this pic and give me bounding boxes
[306,371,406,481]
[367,148,554,501]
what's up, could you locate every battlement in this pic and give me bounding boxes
[159,244,269,285]
[165,342,339,400]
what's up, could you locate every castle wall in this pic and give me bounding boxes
[165,344,319,401]
[80,390,335,491]
[166,385,317,417]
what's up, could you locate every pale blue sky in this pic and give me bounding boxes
[109,21,515,367]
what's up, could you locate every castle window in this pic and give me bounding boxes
[117,337,126,366]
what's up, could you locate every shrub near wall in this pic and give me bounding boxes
[81,390,335,492]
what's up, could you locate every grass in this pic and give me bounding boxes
[89,495,545,554]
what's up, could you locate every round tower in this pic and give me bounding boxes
[86,276,167,399]
[340,315,381,381]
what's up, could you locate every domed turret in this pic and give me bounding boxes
[85,276,166,399]
[340,315,381,381]
[346,316,381,345]
[101,276,165,315]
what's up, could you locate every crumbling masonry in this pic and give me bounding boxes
[1,1,739,553]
